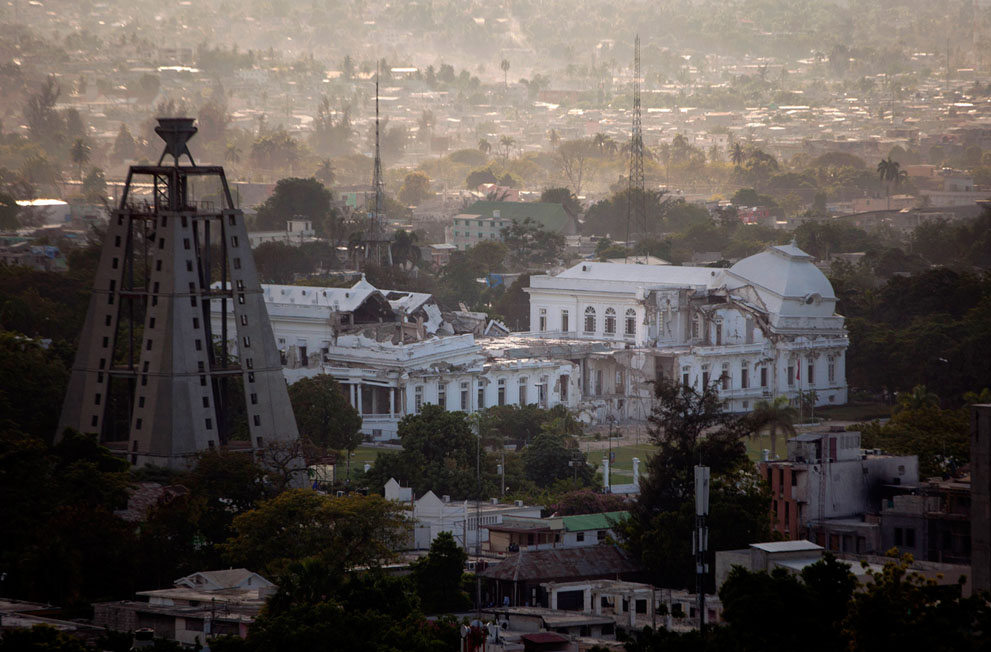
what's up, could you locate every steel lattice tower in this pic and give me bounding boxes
[58,118,299,468]
[362,71,393,267]
[626,35,647,261]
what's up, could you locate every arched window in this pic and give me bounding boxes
[584,306,596,334]
[604,308,617,334]
[625,309,636,336]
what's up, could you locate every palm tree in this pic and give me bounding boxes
[391,229,421,269]
[315,159,335,187]
[748,395,797,460]
[70,138,91,181]
[500,59,510,88]
[499,135,516,161]
[478,138,492,156]
[894,385,939,414]
[225,143,242,165]
[876,156,902,210]
[730,143,746,168]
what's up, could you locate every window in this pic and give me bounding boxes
[299,345,307,367]
[741,364,749,389]
[625,309,636,336]
[682,365,690,387]
[195,339,202,351]
[497,378,506,406]
[231,235,239,248]
[183,238,190,250]
[807,360,815,386]
[538,308,547,332]
[186,260,193,272]
[584,306,596,333]
[250,393,258,405]
[461,381,469,410]
[253,415,261,426]
[112,257,119,269]
[94,393,101,405]
[577,532,585,542]
[205,418,213,430]
[560,374,569,402]
[146,339,153,351]
[828,360,835,384]
[597,530,606,542]
[233,257,241,270]
[438,383,446,409]
[202,396,210,408]
[149,317,156,329]
[894,527,904,546]
[616,370,624,394]
[715,323,722,345]
[243,336,251,348]
[200,375,207,386]
[240,315,248,326]
[538,377,548,406]
[518,377,528,405]
[760,366,768,388]
[905,528,916,548]
[721,363,730,390]
[702,367,710,388]
[135,418,142,430]
[787,365,795,387]
[561,310,569,332]
[155,259,161,272]
[415,386,423,413]
[692,315,701,339]
[604,307,616,334]
[192,317,199,329]
[477,384,485,409]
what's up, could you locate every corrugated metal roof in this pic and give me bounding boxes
[561,511,629,532]
[479,546,640,582]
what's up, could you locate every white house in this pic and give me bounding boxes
[524,244,849,414]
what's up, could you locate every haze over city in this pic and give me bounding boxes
[2,1,991,651]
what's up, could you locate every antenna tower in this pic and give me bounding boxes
[626,35,647,262]
[363,69,393,267]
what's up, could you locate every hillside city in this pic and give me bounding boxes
[2,1,991,651]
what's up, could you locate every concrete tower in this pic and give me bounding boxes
[58,117,299,468]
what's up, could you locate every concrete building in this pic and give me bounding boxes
[384,478,542,550]
[246,218,317,248]
[526,244,849,416]
[485,512,629,554]
[759,428,918,552]
[446,201,577,251]
[93,569,274,646]
[972,404,991,593]
[879,476,971,564]
[716,541,973,597]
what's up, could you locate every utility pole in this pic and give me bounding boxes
[693,465,710,634]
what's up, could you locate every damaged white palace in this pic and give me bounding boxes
[210,244,848,441]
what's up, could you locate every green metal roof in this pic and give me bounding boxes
[462,201,573,233]
[561,511,629,532]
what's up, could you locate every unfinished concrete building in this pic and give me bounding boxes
[58,118,298,467]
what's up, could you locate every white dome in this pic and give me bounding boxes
[727,244,835,300]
